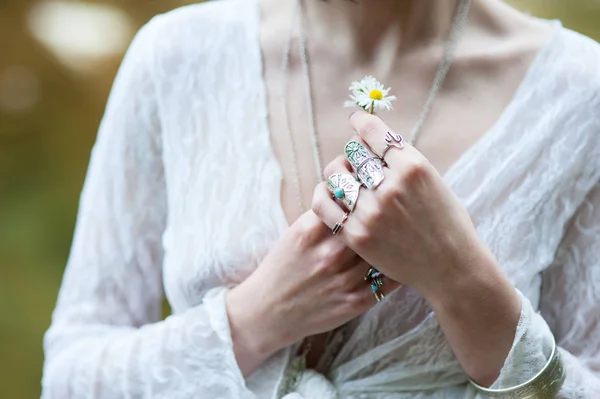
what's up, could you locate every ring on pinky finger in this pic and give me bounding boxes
[332,212,349,235]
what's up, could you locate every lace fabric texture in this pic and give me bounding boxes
[42,0,600,398]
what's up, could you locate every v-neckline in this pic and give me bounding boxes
[251,0,561,230]
[441,19,561,187]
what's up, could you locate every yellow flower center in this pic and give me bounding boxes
[369,89,383,101]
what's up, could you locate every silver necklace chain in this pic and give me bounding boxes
[408,0,471,146]
[280,0,324,214]
[281,0,471,213]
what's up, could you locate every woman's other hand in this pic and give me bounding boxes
[226,210,399,376]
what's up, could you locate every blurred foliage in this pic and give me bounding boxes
[0,1,598,398]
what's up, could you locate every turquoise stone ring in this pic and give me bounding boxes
[326,173,361,212]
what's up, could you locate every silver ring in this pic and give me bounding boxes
[344,141,385,189]
[332,212,349,235]
[379,131,405,161]
[326,173,362,212]
[364,267,385,302]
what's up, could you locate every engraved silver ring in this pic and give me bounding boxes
[344,140,385,190]
[326,173,362,212]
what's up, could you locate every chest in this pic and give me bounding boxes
[262,44,540,225]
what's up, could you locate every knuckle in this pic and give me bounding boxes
[361,205,383,229]
[295,228,316,250]
[349,226,372,250]
[378,182,400,204]
[312,258,332,278]
[359,121,380,139]
[314,251,345,278]
[350,113,381,138]
[311,187,326,217]
[322,240,348,264]
[345,291,371,311]
[302,210,323,230]
[403,158,430,182]
[294,213,323,247]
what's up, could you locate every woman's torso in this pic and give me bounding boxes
[148,0,600,396]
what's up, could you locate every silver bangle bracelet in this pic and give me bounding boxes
[469,336,566,398]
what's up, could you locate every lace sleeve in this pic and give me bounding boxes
[488,181,600,397]
[41,17,254,398]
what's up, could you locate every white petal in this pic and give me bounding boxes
[348,76,397,113]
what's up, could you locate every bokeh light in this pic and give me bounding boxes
[27,1,133,73]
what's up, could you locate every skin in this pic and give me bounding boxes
[226,0,553,387]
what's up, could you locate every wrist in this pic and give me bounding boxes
[226,282,289,375]
[424,246,522,386]
[420,238,504,308]
[428,257,519,320]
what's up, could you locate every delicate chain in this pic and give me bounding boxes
[280,0,324,214]
[298,2,325,184]
[408,0,472,146]
[280,0,306,213]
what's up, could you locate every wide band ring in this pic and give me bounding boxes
[379,131,405,161]
[326,173,362,212]
[469,336,565,398]
[364,266,385,302]
[344,141,385,190]
[332,212,349,235]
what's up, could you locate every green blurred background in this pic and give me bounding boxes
[0,0,598,397]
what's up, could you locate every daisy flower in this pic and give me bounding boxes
[344,75,397,114]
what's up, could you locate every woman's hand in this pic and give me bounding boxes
[313,111,484,301]
[312,111,521,386]
[226,210,399,377]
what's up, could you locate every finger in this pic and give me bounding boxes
[343,259,400,290]
[345,270,402,309]
[361,273,402,305]
[348,111,393,156]
[323,154,353,181]
[349,111,413,167]
[312,181,349,235]
[323,156,368,214]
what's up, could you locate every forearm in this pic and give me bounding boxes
[426,246,521,387]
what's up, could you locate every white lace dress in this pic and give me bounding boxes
[42,0,600,398]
